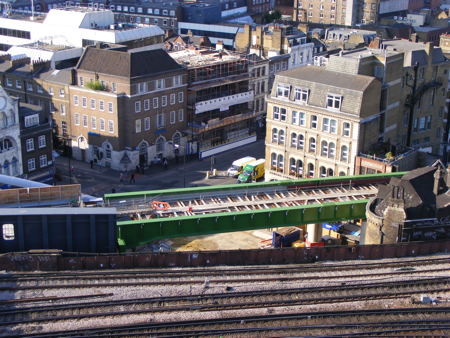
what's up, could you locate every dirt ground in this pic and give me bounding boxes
[170,230,274,251]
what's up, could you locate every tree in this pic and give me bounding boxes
[263,10,282,24]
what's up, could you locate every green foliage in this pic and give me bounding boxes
[86,80,106,91]
[263,10,281,23]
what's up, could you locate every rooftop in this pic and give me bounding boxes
[277,65,376,92]
[338,47,401,59]
[169,49,245,67]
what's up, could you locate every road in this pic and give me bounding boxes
[55,139,266,197]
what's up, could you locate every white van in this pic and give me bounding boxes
[227,156,256,177]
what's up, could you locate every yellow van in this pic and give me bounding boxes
[227,156,256,177]
[237,158,265,183]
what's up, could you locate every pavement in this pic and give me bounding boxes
[55,139,266,197]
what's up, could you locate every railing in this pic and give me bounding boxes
[195,91,254,114]
[189,111,257,133]
[358,148,415,164]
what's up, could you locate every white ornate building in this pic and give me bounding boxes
[0,86,22,177]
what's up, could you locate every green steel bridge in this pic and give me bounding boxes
[104,172,405,251]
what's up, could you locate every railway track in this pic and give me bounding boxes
[1,277,448,326]
[2,256,449,282]
[1,266,448,291]
[12,307,450,337]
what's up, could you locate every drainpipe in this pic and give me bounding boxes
[406,62,419,148]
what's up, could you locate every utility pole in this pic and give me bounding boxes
[406,62,419,148]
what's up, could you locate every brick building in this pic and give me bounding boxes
[69,47,187,170]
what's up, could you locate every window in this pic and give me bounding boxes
[271,128,278,143]
[96,100,103,112]
[2,224,14,240]
[79,77,84,86]
[59,89,65,97]
[330,119,337,134]
[153,97,159,108]
[292,111,298,125]
[277,84,290,98]
[108,120,114,133]
[82,97,87,108]
[38,135,46,148]
[309,137,316,153]
[25,82,33,91]
[291,132,297,148]
[156,79,164,89]
[144,117,150,131]
[74,95,79,106]
[37,85,43,94]
[298,134,304,149]
[341,145,348,162]
[279,130,285,144]
[329,142,335,158]
[144,99,150,111]
[271,153,277,167]
[162,96,167,107]
[157,113,164,128]
[135,119,141,133]
[277,154,284,170]
[170,111,176,124]
[311,115,317,129]
[49,87,53,95]
[16,80,22,89]
[273,106,280,120]
[24,114,39,127]
[100,118,105,131]
[426,115,432,129]
[91,116,96,129]
[74,113,80,125]
[343,122,350,137]
[135,101,141,113]
[322,118,330,132]
[112,82,117,93]
[39,155,47,168]
[178,92,184,103]
[321,140,328,157]
[27,158,35,171]
[299,112,306,126]
[170,93,176,105]
[295,88,308,102]
[280,108,287,121]
[308,163,314,177]
[6,78,12,87]
[26,138,34,152]
[108,102,113,113]
[327,94,342,109]
[178,109,184,121]
[60,104,66,116]
[90,99,96,110]
[82,115,88,128]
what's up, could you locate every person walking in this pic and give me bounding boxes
[129,173,135,184]
[163,158,168,170]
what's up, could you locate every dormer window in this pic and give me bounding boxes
[277,84,290,98]
[295,88,308,102]
[327,94,342,110]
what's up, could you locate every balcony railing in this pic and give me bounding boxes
[189,111,257,134]
[195,90,254,114]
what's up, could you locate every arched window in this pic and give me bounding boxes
[277,154,284,170]
[271,152,277,168]
[298,134,304,149]
[296,159,303,176]
[156,136,165,153]
[327,168,334,176]
[4,139,12,151]
[172,132,181,146]
[341,145,348,162]
[291,133,297,148]
[279,129,285,144]
[320,166,326,177]
[1,113,7,128]
[309,137,316,153]
[11,157,18,176]
[308,163,314,177]
[339,171,346,176]
[321,140,328,157]
[290,157,296,172]
[329,142,336,158]
[3,160,10,176]
[272,128,278,143]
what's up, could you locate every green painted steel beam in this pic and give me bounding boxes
[117,199,369,251]
[105,172,406,203]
